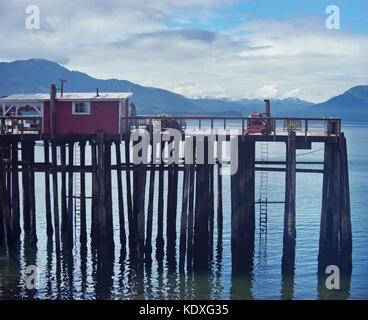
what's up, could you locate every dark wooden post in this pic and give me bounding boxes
[179,164,190,272]
[21,141,31,236]
[104,141,114,245]
[29,141,37,245]
[91,141,98,241]
[318,141,340,274]
[339,133,352,273]
[0,145,11,248]
[51,141,61,256]
[44,140,53,237]
[79,141,87,244]
[217,162,223,251]
[125,139,133,244]
[11,142,21,238]
[186,163,195,272]
[166,161,178,270]
[96,130,107,245]
[208,163,214,260]
[50,84,57,137]
[231,139,255,274]
[67,142,74,249]
[145,158,155,263]
[193,137,210,271]
[132,151,147,271]
[282,131,297,275]
[60,143,67,234]
[156,141,165,259]
[115,141,126,247]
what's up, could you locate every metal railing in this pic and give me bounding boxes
[121,115,341,137]
[0,116,43,137]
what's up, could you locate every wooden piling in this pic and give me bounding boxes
[21,141,31,236]
[96,130,107,245]
[11,142,21,238]
[217,163,223,250]
[44,140,53,237]
[318,141,340,273]
[282,131,297,275]
[79,141,87,244]
[125,139,133,244]
[179,164,190,272]
[166,162,178,269]
[156,142,165,259]
[0,145,11,248]
[91,142,98,241]
[28,141,37,245]
[51,140,61,255]
[193,137,210,271]
[115,141,126,247]
[60,143,67,234]
[67,142,74,249]
[339,133,352,273]
[187,141,196,272]
[231,139,255,274]
[132,140,147,270]
[104,141,114,245]
[208,163,214,260]
[145,155,155,262]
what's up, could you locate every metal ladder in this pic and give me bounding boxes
[259,141,269,233]
[73,143,81,249]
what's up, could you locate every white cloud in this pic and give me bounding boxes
[255,84,279,99]
[0,2,367,103]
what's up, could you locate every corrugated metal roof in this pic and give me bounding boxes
[0,92,133,102]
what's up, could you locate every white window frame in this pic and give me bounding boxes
[72,101,91,115]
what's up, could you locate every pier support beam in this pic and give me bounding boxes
[282,131,297,275]
[318,133,352,274]
[231,139,255,274]
[44,140,53,238]
[11,142,21,239]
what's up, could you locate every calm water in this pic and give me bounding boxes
[0,120,367,300]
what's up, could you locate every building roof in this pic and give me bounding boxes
[0,92,133,103]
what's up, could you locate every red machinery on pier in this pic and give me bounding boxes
[244,99,272,135]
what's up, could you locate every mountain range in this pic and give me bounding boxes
[0,59,367,120]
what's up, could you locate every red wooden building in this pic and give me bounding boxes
[0,92,133,135]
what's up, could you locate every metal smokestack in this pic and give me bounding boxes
[264,99,270,117]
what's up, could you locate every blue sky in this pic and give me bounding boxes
[1,0,367,102]
[169,0,368,33]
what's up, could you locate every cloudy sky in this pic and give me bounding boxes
[1,0,367,102]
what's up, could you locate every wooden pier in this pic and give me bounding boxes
[0,114,352,277]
